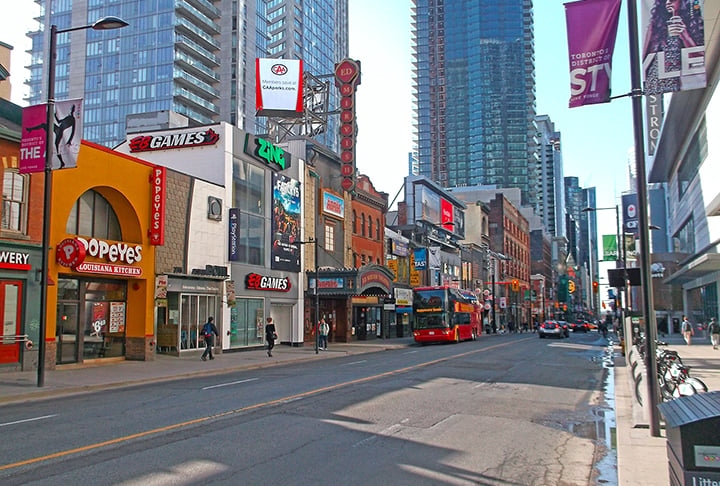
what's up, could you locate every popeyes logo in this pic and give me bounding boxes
[56,237,143,268]
[56,238,86,268]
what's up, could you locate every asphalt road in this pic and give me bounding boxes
[0,332,615,485]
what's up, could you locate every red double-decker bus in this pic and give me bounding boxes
[412,286,481,344]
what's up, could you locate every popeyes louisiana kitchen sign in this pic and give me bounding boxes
[149,166,166,245]
[245,273,291,292]
[127,128,220,153]
[0,251,31,271]
[56,237,143,277]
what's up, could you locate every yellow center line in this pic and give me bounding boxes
[1,339,520,471]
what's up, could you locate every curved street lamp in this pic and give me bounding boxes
[38,16,129,387]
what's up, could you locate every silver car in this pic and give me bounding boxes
[539,320,567,339]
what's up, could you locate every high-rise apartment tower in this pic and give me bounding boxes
[26,0,347,151]
[411,0,537,205]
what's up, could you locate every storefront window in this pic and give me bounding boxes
[231,298,264,347]
[687,282,718,325]
[56,277,127,363]
[233,160,267,266]
[179,294,219,350]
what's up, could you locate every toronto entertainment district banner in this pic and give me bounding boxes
[19,99,83,173]
[564,0,621,108]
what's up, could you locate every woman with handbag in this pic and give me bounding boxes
[265,317,277,357]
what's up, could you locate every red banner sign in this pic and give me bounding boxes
[149,166,166,245]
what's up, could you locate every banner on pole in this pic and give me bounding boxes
[602,234,618,261]
[641,0,706,95]
[565,0,622,108]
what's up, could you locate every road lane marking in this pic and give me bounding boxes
[341,360,367,366]
[0,414,56,428]
[0,339,517,472]
[202,378,258,390]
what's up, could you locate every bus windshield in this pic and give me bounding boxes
[415,312,449,329]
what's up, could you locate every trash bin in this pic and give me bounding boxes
[657,391,720,486]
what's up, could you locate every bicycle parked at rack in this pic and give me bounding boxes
[635,335,708,401]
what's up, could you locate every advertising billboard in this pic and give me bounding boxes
[271,173,301,272]
[255,58,304,117]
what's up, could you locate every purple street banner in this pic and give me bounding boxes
[641,0,706,95]
[19,99,83,173]
[565,0,622,108]
[19,104,47,173]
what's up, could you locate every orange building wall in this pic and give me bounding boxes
[46,141,157,362]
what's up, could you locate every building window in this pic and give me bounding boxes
[376,218,380,240]
[368,217,373,240]
[66,190,122,240]
[324,222,335,252]
[353,210,357,234]
[678,117,707,199]
[673,217,695,254]
[233,160,267,266]
[361,214,366,237]
[2,170,28,233]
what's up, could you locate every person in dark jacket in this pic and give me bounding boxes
[201,316,219,361]
[265,317,277,357]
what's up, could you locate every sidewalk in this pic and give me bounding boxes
[615,332,720,486]
[1,332,718,484]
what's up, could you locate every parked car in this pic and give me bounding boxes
[538,320,567,339]
[569,320,589,333]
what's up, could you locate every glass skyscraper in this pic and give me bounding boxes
[412,0,537,205]
[26,0,347,151]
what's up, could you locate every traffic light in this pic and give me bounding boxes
[592,281,599,293]
[511,279,519,292]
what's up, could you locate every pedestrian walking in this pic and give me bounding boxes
[681,315,694,345]
[200,316,219,361]
[708,317,720,350]
[265,317,277,357]
[319,318,330,350]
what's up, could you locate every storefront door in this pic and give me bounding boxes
[56,302,79,364]
[56,277,127,364]
[0,281,22,364]
[230,298,264,348]
[179,294,219,351]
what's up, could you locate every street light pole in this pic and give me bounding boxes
[313,237,319,355]
[626,0,661,437]
[38,16,128,387]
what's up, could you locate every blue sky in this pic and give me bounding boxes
[3,0,634,237]
[349,0,636,237]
